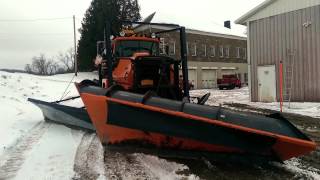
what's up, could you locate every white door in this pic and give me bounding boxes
[258,65,276,102]
[180,69,197,89]
[201,69,217,89]
[188,69,197,89]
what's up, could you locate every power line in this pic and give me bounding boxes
[0,33,73,35]
[0,17,73,22]
[0,33,75,39]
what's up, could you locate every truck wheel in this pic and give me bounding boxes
[219,86,223,90]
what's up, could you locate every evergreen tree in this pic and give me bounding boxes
[77,0,141,71]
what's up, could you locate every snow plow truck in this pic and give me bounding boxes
[28,21,316,163]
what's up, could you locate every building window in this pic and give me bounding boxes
[236,47,241,58]
[190,43,197,56]
[243,48,247,59]
[201,44,207,57]
[219,46,224,58]
[169,41,175,55]
[210,46,215,57]
[225,46,230,58]
[159,38,166,55]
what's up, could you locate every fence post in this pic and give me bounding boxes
[279,61,283,112]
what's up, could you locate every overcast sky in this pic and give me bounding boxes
[0,0,264,69]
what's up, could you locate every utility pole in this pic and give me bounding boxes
[73,15,78,76]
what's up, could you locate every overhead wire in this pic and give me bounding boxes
[60,74,76,101]
[0,16,83,37]
[0,17,74,22]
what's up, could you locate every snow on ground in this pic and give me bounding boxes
[14,125,84,180]
[0,71,95,179]
[134,153,199,180]
[0,96,42,156]
[0,71,95,156]
[274,158,320,180]
[150,12,246,38]
[1,70,319,180]
[191,87,320,118]
[0,71,198,180]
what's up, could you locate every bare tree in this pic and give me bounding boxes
[29,54,59,75]
[47,59,60,75]
[57,48,75,72]
[24,64,32,74]
[25,49,75,75]
[31,54,47,75]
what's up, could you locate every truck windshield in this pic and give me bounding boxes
[114,40,159,57]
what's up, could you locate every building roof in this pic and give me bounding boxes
[235,0,275,25]
[135,12,247,40]
[236,0,320,25]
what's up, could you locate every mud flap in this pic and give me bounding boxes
[28,98,95,131]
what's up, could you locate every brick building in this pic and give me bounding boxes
[135,19,248,89]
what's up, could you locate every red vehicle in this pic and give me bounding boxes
[217,74,242,90]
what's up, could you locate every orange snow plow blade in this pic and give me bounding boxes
[77,84,316,162]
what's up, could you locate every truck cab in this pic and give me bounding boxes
[98,35,182,100]
[113,37,159,57]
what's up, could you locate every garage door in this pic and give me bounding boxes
[221,69,235,75]
[201,69,217,89]
[180,69,197,89]
[188,69,197,89]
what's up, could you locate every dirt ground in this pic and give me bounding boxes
[176,103,320,180]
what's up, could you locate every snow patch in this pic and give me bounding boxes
[0,71,96,179]
[191,87,320,119]
[150,12,247,38]
[14,125,84,180]
[273,158,320,180]
[134,153,199,180]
